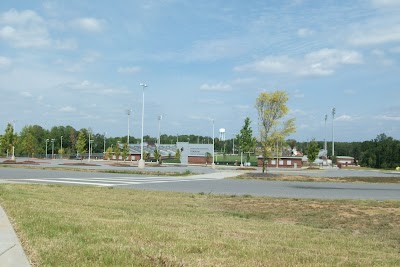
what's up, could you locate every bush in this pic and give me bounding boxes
[396,167,400,171]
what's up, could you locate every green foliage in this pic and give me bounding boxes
[105,147,113,160]
[153,148,161,163]
[121,143,129,161]
[306,139,320,166]
[114,143,121,161]
[75,130,87,157]
[255,91,296,172]
[1,123,16,155]
[175,148,181,163]
[237,117,257,162]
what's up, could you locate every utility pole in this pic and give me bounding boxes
[127,109,131,145]
[332,108,336,167]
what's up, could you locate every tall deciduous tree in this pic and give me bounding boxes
[256,90,296,173]
[236,117,257,163]
[75,130,87,158]
[1,123,16,156]
[122,143,129,161]
[306,139,319,167]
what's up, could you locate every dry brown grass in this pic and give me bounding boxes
[236,172,400,183]
[0,184,399,266]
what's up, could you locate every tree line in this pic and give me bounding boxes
[0,123,238,158]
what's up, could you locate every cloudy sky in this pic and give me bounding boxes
[0,0,399,142]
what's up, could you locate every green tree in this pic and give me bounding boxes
[122,143,129,161]
[175,148,181,163]
[22,132,38,158]
[153,148,161,163]
[256,91,296,173]
[306,139,319,167]
[58,148,65,159]
[236,117,257,163]
[1,123,17,157]
[105,147,113,160]
[75,130,87,159]
[114,143,121,161]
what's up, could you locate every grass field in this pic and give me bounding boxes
[1,184,399,266]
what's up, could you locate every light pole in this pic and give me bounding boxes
[126,109,131,144]
[60,136,63,159]
[45,139,49,159]
[324,114,327,166]
[332,108,336,167]
[158,115,162,147]
[212,119,215,169]
[232,137,234,155]
[88,128,92,162]
[103,132,107,154]
[138,83,147,169]
[51,138,55,159]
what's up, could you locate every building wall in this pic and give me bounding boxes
[188,156,212,165]
[258,157,303,168]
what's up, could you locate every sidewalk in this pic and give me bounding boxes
[0,206,31,267]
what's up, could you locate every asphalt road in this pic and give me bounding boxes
[1,164,399,200]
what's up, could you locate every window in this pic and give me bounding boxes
[287,160,292,165]
[279,160,284,165]
[271,160,276,165]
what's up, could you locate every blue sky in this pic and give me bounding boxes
[0,0,399,142]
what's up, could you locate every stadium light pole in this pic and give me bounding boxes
[211,119,215,169]
[332,108,336,167]
[158,115,163,147]
[324,114,327,152]
[51,138,55,159]
[103,132,107,154]
[126,109,131,144]
[60,136,63,159]
[138,83,147,169]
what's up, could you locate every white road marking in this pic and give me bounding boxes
[7,175,225,187]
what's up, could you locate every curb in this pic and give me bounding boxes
[0,206,31,267]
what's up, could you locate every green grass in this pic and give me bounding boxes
[1,184,399,266]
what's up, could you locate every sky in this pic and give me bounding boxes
[0,0,399,142]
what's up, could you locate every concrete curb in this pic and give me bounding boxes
[0,206,31,267]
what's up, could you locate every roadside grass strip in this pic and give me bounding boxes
[0,184,399,266]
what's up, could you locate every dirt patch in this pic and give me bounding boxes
[59,163,99,167]
[1,160,40,165]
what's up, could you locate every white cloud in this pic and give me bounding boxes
[234,48,363,77]
[375,115,400,121]
[371,0,400,8]
[0,56,11,68]
[349,25,400,46]
[59,106,76,112]
[344,89,356,95]
[0,9,51,48]
[0,9,76,50]
[335,115,358,122]
[297,28,314,37]
[19,91,32,98]
[200,82,232,92]
[117,66,141,74]
[72,18,105,33]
